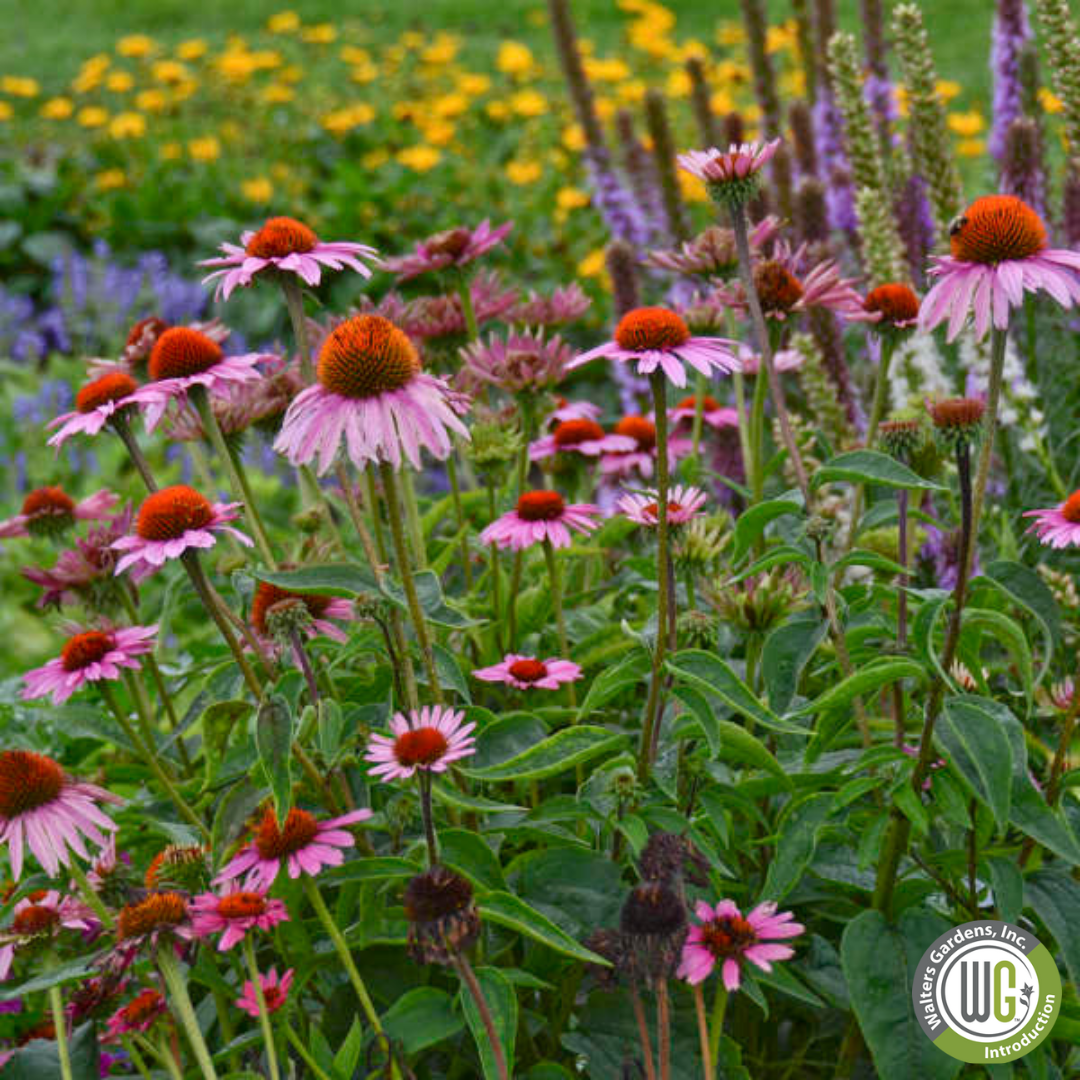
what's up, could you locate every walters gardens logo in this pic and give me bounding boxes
[912,920,1061,1064]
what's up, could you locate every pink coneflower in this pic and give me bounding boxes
[385,220,512,282]
[273,314,469,474]
[1023,490,1080,548]
[921,195,1080,341]
[550,399,603,424]
[89,317,231,379]
[737,345,805,376]
[568,306,739,389]
[0,487,118,541]
[127,328,270,434]
[472,654,583,690]
[0,890,94,980]
[200,216,378,301]
[599,416,692,480]
[46,373,140,449]
[105,988,167,1038]
[22,507,135,609]
[0,750,121,879]
[459,329,572,394]
[250,578,356,646]
[236,967,293,1019]
[365,706,476,782]
[676,898,804,990]
[508,283,591,326]
[111,486,252,577]
[529,418,635,462]
[21,624,157,705]
[190,887,289,951]
[646,217,781,277]
[117,892,193,950]
[863,283,921,331]
[214,806,373,891]
[480,490,600,551]
[678,139,782,188]
[618,484,707,526]
[381,270,519,343]
[668,394,739,431]
[712,240,866,321]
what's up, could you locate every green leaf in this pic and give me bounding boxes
[1010,776,1080,863]
[6,1022,99,1080]
[381,569,479,627]
[322,857,421,885]
[434,642,471,702]
[812,449,946,491]
[575,647,649,719]
[255,695,293,821]
[431,781,524,814]
[0,957,94,1000]
[761,617,827,714]
[251,563,377,597]
[667,650,809,735]
[382,987,465,1055]
[673,686,788,779]
[762,794,834,901]
[316,699,348,764]
[981,559,1061,677]
[439,828,506,891]
[986,857,1023,924]
[732,494,803,563]
[795,659,926,717]
[479,891,613,965]
[332,1017,364,1080]
[461,726,627,781]
[937,696,1013,831]
[460,966,517,1080]
[959,607,1033,712]
[841,909,962,1080]
[1024,870,1080,989]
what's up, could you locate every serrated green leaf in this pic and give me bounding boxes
[251,563,378,597]
[761,617,827,714]
[575,646,649,719]
[762,794,834,900]
[255,695,293,821]
[382,987,465,1055]
[732,495,803,563]
[937,695,1013,831]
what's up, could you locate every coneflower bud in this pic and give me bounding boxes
[927,397,986,447]
[673,514,730,572]
[677,609,718,651]
[878,413,928,462]
[264,597,314,644]
[403,866,480,965]
[144,844,208,892]
[606,240,642,318]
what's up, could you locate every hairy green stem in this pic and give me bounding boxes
[49,984,73,1080]
[158,944,220,1080]
[693,983,713,1080]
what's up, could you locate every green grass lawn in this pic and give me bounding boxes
[6,0,995,106]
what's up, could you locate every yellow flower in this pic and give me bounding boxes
[422,34,460,65]
[595,96,615,121]
[136,89,168,112]
[154,60,191,85]
[0,102,11,121]
[109,111,146,138]
[160,141,182,161]
[561,123,586,152]
[678,170,708,203]
[351,62,378,84]
[577,248,607,278]
[321,104,375,135]
[505,159,541,185]
[432,93,469,118]
[557,186,589,211]
[497,41,535,77]
[956,138,985,158]
[766,20,798,54]
[72,70,104,94]
[117,35,155,58]
[400,31,424,49]
[397,145,441,172]
[421,120,456,146]
[485,101,510,122]
[77,106,109,128]
[510,89,547,117]
[666,69,692,98]
[261,84,295,104]
[301,24,337,44]
[935,79,962,102]
[675,39,709,62]
[457,72,491,96]
[780,69,806,98]
[716,22,746,46]
[267,10,300,33]
[105,71,134,92]
[280,64,303,83]
[1,76,39,97]
[188,135,221,162]
[95,168,127,191]
[40,97,74,120]
[1039,87,1063,114]
[710,89,735,115]
[340,46,370,65]
[584,57,631,82]
[241,176,274,203]
[362,149,390,169]
[171,81,198,103]
[177,39,208,61]
[947,111,984,137]
[616,80,647,104]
